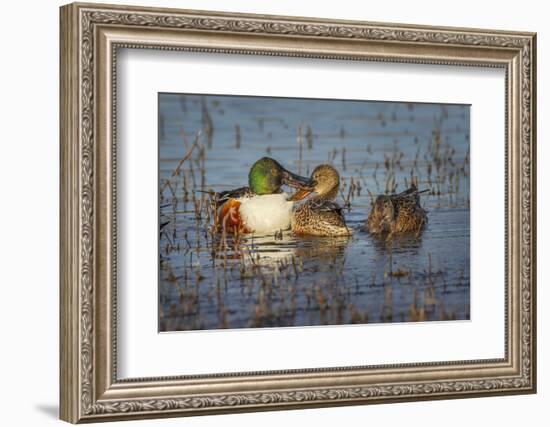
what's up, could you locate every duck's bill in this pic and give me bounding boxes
[281,170,312,190]
[289,187,314,201]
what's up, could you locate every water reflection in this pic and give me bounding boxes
[369,231,424,256]
[293,235,351,263]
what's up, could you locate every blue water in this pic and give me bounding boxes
[159,93,470,331]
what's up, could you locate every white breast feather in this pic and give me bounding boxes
[238,194,293,234]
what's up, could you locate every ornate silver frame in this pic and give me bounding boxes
[60,2,536,423]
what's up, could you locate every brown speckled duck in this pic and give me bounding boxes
[366,185,428,235]
[289,164,351,237]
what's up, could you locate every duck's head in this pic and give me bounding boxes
[290,164,340,201]
[248,157,311,195]
[367,196,395,234]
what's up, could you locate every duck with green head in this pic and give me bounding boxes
[216,157,311,234]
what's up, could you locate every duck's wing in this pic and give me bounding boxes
[311,200,352,233]
[309,199,345,218]
[395,184,419,197]
[394,184,430,198]
[215,186,252,206]
[391,185,431,211]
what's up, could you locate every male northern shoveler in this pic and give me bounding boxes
[216,157,311,234]
[366,184,428,235]
[289,164,351,237]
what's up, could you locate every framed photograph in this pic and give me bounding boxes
[60,2,537,423]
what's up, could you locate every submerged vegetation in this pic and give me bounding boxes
[159,95,470,331]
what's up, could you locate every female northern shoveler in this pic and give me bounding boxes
[289,164,351,237]
[366,185,428,235]
[216,157,311,234]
